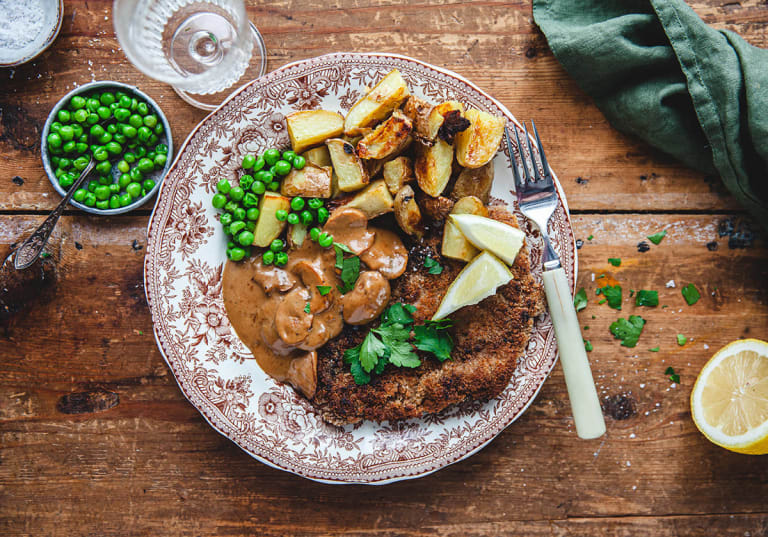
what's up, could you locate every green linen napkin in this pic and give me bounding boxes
[533,0,768,230]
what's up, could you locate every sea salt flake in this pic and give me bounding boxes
[665,280,676,288]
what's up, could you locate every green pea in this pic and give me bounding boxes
[109,183,120,194]
[269,165,278,176]
[212,193,227,209]
[242,154,256,169]
[109,194,121,209]
[217,179,231,194]
[141,113,156,128]
[134,146,146,158]
[275,209,288,222]
[124,152,136,164]
[59,125,74,141]
[309,227,321,241]
[287,213,299,225]
[118,174,131,189]
[106,141,123,155]
[84,192,97,207]
[50,121,63,133]
[292,155,306,170]
[254,170,272,183]
[142,179,156,192]
[155,143,168,155]
[97,132,112,144]
[246,207,260,220]
[230,221,245,235]
[70,96,86,109]
[96,161,112,176]
[90,124,105,138]
[47,133,62,149]
[48,145,62,155]
[73,156,90,171]
[93,148,109,161]
[96,200,110,210]
[99,92,115,106]
[224,201,238,214]
[137,102,149,116]
[229,186,244,201]
[239,174,254,190]
[118,95,132,109]
[130,98,138,111]
[129,114,143,128]
[154,154,167,168]
[268,181,280,191]
[117,192,131,207]
[84,97,98,112]
[300,210,314,225]
[262,250,275,265]
[130,167,143,181]
[86,113,99,125]
[113,133,127,145]
[153,124,163,135]
[146,151,157,161]
[147,132,159,146]
[318,233,333,248]
[237,230,254,246]
[72,124,84,137]
[73,188,87,202]
[252,156,265,172]
[233,207,246,221]
[282,150,296,162]
[95,185,111,201]
[137,157,154,173]
[220,213,233,225]
[98,175,112,185]
[274,160,292,176]
[243,192,258,207]
[75,142,88,154]
[87,180,99,192]
[51,156,61,167]
[251,180,266,195]
[268,239,282,252]
[59,174,75,189]
[137,126,152,143]
[59,157,72,169]
[97,106,111,120]
[106,123,118,134]
[57,109,71,123]
[63,140,77,154]
[290,197,305,211]
[116,160,130,173]
[126,182,142,198]
[122,125,137,138]
[113,107,130,122]
[223,224,230,235]
[317,207,329,224]
[264,148,281,166]
[275,252,288,266]
[73,109,89,123]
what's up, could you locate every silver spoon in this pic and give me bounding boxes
[13,158,96,270]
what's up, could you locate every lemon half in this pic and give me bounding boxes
[449,214,526,266]
[432,251,513,320]
[691,338,768,454]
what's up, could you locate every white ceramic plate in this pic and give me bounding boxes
[144,52,576,484]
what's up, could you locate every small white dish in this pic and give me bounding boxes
[0,0,63,67]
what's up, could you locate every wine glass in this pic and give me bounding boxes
[113,0,267,110]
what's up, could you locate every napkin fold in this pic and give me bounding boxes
[533,0,768,230]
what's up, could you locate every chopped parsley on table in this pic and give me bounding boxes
[647,229,667,245]
[677,334,687,346]
[681,283,701,306]
[649,346,660,352]
[597,284,622,310]
[635,290,659,307]
[584,340,593,352]
[344,303,454,385]
[424,256,443,275]
[608,258,621,267]
[574,288,588,312]
[665,366,680,383]
[609,315,646,347]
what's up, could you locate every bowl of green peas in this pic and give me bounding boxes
[41,81,173,214]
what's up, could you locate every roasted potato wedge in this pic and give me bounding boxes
[343,179,394,219]
[357,110,413,160]
[454,108,505,168]
[280,164,333,198]
[403,96,433,141]
[286,110,345,153]
[301,146,332,168]
[416,190,454,221]
[441,195,488,262]
[344,69,410,136]
[394,184,424,237]
[326,138,369,192]
[383,156,414,194]
[428,101,468,142]
[451,161,494,203]
[287,222,308,249]
[253,192,291,247]
[414,138,453,197]
[364,158,384,179]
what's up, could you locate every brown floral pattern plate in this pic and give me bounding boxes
[144,53,577,484]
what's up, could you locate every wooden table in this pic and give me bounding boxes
[1,1,767,535]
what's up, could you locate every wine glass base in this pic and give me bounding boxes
[173,22,267,111]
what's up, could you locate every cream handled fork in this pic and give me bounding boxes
[506,123,606,440]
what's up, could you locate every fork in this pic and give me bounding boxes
[507,122,606,440]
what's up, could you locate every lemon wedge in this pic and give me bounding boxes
[691,338,768,454]
[449,214,526,266]
[432,251,513,320]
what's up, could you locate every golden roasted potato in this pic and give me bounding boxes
[403,96,433,140]
[364,158,384,179]
[253,192,291,247]
[326,138,369,192]
[427,101,467,142]
[414,138,453,197]
[416,190,454,221]
[394,184,424,237]
[343,179,394,219]
[357,110,413,160]
[451,161,494,203]
[280,164,333,198]
[454,108,505,168]
[383,156,414,195]
[287,222,308,249]
[286,110,345,153]
[301,146,332,168]
[441,195,488,262]
[344,69,410,136]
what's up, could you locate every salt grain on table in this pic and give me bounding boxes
[0,0,45,50]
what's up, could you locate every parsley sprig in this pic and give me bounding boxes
[344,303,454,385]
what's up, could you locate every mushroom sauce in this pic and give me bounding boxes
[222,208,407,398]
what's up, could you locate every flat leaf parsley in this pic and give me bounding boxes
[609,315,646,347]
[424,256,443,275]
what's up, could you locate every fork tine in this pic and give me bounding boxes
[505,126,525,192]
[513,125,533,185]
[531,120,553,183]
[523,123,541,182]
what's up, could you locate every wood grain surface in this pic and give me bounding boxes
[1,1,767,536]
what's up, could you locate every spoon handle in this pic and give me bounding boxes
[13,159,95,270]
